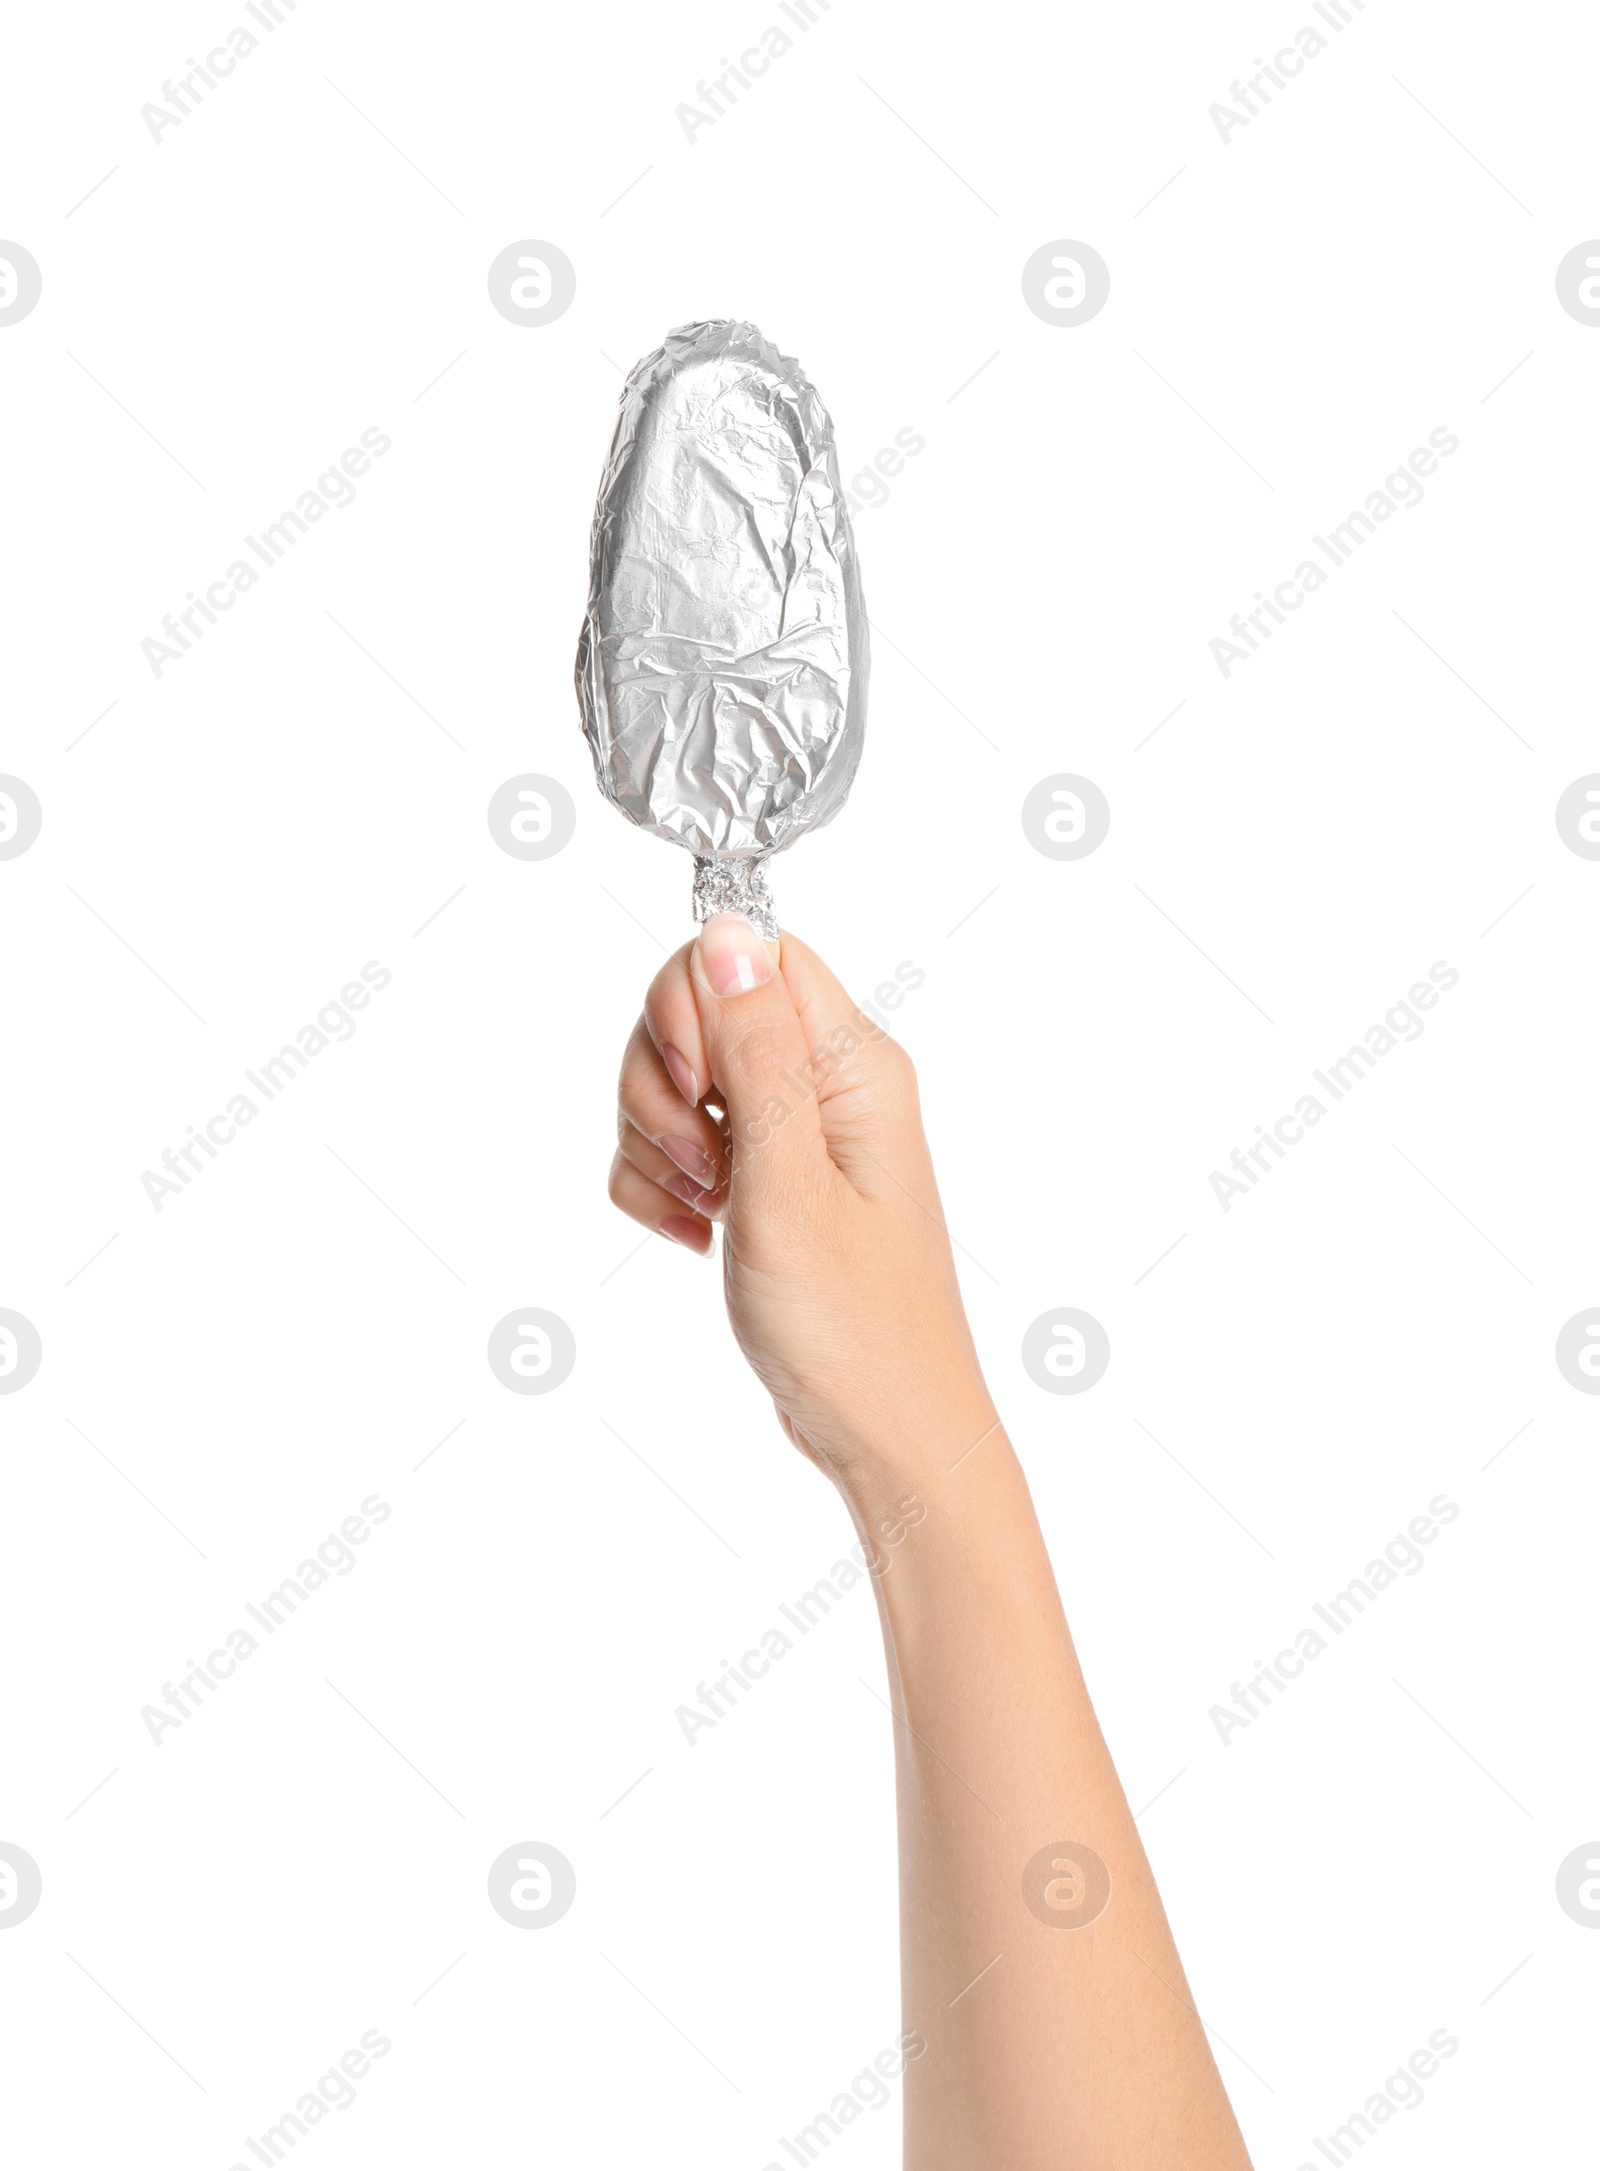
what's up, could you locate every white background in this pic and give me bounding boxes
[2,0,1596,2164]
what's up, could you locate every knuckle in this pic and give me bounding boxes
[616,1033,656,1115]
[643,947,697,1036]
[726,1016,796,1089]
[872,1032,918,1095]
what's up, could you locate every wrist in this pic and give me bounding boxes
[818,1363,1005,1519]
[845,1425,1066,1725]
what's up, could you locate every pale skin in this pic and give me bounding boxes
[609,912,1255,2171]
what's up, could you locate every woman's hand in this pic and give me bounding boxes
[610,913,1254,2170]
[609,914,997,1500]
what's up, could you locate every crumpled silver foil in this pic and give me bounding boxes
[576,319,868,939]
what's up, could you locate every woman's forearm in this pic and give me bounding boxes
[607,917,1251,2168]
[849,1389,1252,2169]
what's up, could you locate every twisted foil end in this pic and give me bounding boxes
[692,856,778,941]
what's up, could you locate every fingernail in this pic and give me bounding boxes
[698,913,773,998]
[660,1213,712,1255]
[661,1134,715,1187]
[661,1042,699,1107]
[662,1169,717,1212]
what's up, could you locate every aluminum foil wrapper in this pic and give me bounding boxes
[576,319,868,940]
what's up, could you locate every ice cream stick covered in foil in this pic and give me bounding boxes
[576,320,868,938]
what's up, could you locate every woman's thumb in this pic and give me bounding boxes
[690,916,826,1174]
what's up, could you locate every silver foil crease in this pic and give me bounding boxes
[576,319,868,937]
